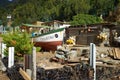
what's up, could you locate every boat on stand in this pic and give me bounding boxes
[33,28,65,51]
[21,23,65,51]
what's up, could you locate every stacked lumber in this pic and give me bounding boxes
[108,48,120,59]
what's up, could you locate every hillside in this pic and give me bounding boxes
[0,0,12,7]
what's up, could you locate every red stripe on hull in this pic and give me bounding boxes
[34,41,63,51]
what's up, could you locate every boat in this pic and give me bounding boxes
[21,23,65,51]
[32,28,65,51]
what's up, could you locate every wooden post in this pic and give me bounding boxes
[90,43,96,80]
[8,47,14,68]
[24,54,32,70]
[31,47,36,80]
[19,68,31,80]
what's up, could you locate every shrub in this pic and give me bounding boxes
[2,31,34,60]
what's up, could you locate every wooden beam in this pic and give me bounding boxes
[19,68,31,80]
[114,48,120,59]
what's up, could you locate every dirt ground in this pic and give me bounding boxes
[0,72,9,80]
[36,51,64,70]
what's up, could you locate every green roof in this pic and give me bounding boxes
[22,23,50,28]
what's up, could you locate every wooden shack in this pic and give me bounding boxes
[65,23,116,45]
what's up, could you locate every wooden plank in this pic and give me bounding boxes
[112,48,117,59]
[19,68,31,80]
[114,48,120,59]
[67,63,80,66]
[107,49,113,56]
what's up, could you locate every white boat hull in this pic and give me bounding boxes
[33,28,64,51]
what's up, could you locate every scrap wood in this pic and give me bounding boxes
[67,60,80,63]
[19,68,31,80]
[79,57,89,61]
[112,48,117,59]
[67,63,80,66]
[97,59,120,65]
[107,49,113,56]
[108,48,120,59]
[114,48,120,59]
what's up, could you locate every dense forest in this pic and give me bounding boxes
[0,0,120,26]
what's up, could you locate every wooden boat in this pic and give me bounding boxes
[32,28,65,51]
[21,23,65,51]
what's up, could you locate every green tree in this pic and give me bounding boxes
[70,14,103,26]
[58,0,90,21]
[0,0,119,26]
[90,0,115,17]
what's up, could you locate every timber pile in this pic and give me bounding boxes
[108,48,120,60]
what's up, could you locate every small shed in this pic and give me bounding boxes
[65,23,116,45]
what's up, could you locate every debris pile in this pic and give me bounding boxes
[7,64,24,80]
[50,48,79,64]
[2,57,24,80]
[37,63,93,80]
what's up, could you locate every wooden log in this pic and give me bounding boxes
[19,68,31,80]
[114,48,120,59]
[67,60,80,63]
